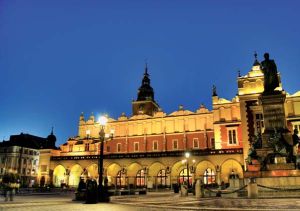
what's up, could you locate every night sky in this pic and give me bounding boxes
[1,0,299,146]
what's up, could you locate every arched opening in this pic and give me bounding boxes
[69,164,83,187]
[136,169,146,188]
[221,159,243,183]
[40,176,45,187]
[53,165,66,187]
[203,168,215,184]
[116,169,127,188]
[157,169,168,188]
[179,168,192,186]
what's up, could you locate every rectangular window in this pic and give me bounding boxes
[255,113,264,134]
[153,141,158,151]
[85,143,89,151]
[106,145,110,152]
[211,138,215,150]
[41,165,47,172]
[69,144,73,152]
[228,129,237,145]
[117,143,121,152]
[193,138,199,149]
[134,142,139,152]
[173,139,178,150]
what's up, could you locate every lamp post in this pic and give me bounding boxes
[183,152,196,190]
[184,152,190,189]
[97,115,114,202]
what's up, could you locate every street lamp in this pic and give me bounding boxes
[185,152,190,189]
[183,152,196,190]
[98,115,114,202]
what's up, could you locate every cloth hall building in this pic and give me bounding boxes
[39,55,300,189]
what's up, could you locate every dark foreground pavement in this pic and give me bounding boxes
[1,192,300,211]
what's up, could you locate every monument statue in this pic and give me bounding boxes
[212,85,217,96]
[261,53,280,94]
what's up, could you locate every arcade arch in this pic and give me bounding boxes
[53,165,66,187]
[221,159,243,182]
[68,164,84,187]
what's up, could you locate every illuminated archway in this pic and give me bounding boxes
[86,163,98,179]
[221,159,243,183]
[53,165,66,187]
[203,168,216,184]
[68,164,84,187]
[127,162,142,187]
[136,169,146,187]
[106,163,122,186]
[195,160,216,181]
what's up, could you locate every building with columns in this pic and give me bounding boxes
[41,55,300,189]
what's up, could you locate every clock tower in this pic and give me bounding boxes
[132,64,160,116]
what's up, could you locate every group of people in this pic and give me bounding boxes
[1,174,20,202]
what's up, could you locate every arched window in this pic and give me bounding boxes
[157,169,167,188]
[204,168,215,184]
[179,168,192,186]
[116,170,126,187]
[136,169,146,187]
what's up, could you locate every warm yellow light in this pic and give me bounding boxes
[192,159,196,163]
[110,129,115,134]
[185,152,190,158]
[98,116,108,126]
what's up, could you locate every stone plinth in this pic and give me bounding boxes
[260,92,286,131]
[267,163,295,170]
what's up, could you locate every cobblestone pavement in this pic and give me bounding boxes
[1,192,300,211]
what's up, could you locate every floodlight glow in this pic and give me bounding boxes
[98,116,108,126]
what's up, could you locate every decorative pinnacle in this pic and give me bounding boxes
[254,51,257,60]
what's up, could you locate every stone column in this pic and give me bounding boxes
[216,165,221,185]
[195,179,203,199]
[247,178,258,198]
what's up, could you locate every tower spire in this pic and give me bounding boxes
[145,60,148,75]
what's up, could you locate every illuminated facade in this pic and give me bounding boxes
[43,55,300,189]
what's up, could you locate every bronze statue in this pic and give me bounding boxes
[261,53,280,94]
[212,85,217,96]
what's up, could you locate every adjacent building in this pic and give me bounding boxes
[0,131,57,186]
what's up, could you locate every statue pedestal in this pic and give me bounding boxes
[260,92,287,136]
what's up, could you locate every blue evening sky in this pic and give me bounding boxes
[1,0,299,145]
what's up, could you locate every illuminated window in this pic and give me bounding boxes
[211,138,215,149]
[153,141,158,151]
[179,168,191,187]
[228,129,237,145]
[116,170,126,187]
[86,130,90,138]
[85,143,89,151]
[117,143,121,152]
[134,142,139,152]
[193,138,199,149]
[173,140,178,150]
[255,113,264,134]
[157,169,167,188]
[136,169,146,187]
[41,165,47,172]
[69,144,73,152]
[204,168,216,184]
